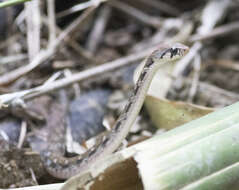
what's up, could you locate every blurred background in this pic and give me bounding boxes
[0,0,239,188]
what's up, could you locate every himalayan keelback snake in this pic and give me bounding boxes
[41,43,189,180]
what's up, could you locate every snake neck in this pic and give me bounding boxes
[41,43,189,179]
[42,56,164,179]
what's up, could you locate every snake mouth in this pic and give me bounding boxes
[172,43,189,56]
[181,45,190,56]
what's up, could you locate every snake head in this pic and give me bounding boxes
[152,43,189,62]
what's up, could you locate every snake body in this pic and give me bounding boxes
[42,43,189,179]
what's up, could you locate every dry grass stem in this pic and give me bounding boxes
[109,1,162,27]
[25,0,41,61]
[47,0,56,46]
[190,21,239,42]
[0,7,96,86]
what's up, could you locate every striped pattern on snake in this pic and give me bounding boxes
[41,43,189,179]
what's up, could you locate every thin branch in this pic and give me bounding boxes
[190,21,239,42]
[208,59,239,71]
[0,0,31,8]
[108,1,162,27]
[41,16,95,63]
[17,121,27,148]
[0,45,157,108]
[138,0,180,16]
[0,54,27,65]
[0,34,20,50]
[56,0,108,18]
[86,5,111,53]
[25,46,156,99]
[0,6,97,86]
[47,0,56,46]
[0,47,54,86]
[188,54,201,102]
[25,0,41,60]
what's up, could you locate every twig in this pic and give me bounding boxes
[0,34,20,50]
[43,71,62,86]
[0,89,36,109]
[64,69,81,97]
[0,48,54,86]
[50,6,96,49]
[0,54,27,65]
[29,168,38,185]
[188,54,201,102]
[208,59,239,71]
[0,0,31,8]
[25,46,156,99]
[198,81,239,100]
[108,1,161,27]
[86,5,111,53]
[41,16,95,63]
[131,19,192,53]
[17,121,27,148]
[174,0,232,78]
[0,45,157,108]
[0,129,9,141]
[190,21,239,42]
[47,0,56,46]
[196,0,231,34]
[16,7,95,62]
[25,0,41,61]
[0,7,97,86]
[56,0,108,18]
[138,0,180,16]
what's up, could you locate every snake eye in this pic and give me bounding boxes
[170,48,178,58]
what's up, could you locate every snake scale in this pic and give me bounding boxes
[41,43,189,179]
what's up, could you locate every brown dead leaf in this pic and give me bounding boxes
[145,95,214,130]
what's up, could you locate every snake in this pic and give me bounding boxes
[41,43,189,179]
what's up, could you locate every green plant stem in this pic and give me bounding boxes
[134,101,239,190]
[0,0,31,8]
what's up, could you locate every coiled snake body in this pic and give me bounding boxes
[42,43,189,179]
